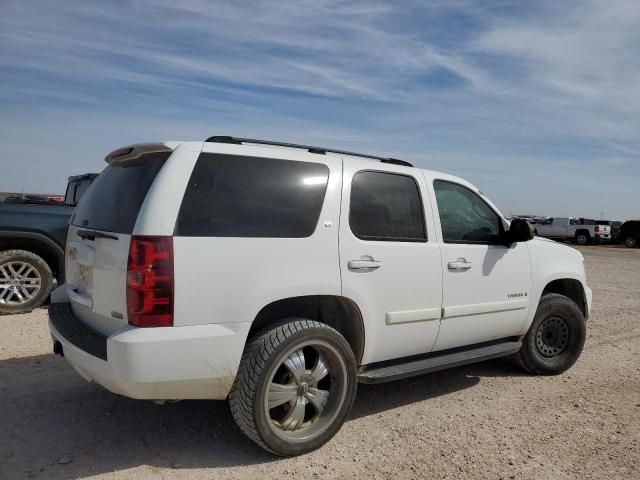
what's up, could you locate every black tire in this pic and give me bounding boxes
[229,319,357,456]
[513,293,586,375]
[575,232,589,245]
[623,236,637,248]
[0,250,54,315]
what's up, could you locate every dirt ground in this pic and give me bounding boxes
[1,245,639,480]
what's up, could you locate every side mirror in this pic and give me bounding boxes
[506,218,534,244]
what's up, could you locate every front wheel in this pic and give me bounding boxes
[229,319,357,456]
[513,293,586,375]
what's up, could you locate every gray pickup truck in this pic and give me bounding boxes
[533,217,612,245]
[0,174,97,314]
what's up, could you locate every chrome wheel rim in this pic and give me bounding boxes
[264,340,347,443]
[0,261,41,305]
[536,316,570,357]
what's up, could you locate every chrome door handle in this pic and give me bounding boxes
[348,259,382,270]
[447,258,472,271]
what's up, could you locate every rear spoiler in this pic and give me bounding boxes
[104,143,176,164]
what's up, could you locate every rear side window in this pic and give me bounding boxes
[349,171,426,242]
[175,153,329,237]
[71,152,169,233]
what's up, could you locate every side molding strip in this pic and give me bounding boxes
[385,307,441,325]
[443,299,528,320]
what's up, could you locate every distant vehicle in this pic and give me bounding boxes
[533,217,611,245]
[619,221,640,248]
[512,215,547,225]
[0,173,97,314]
[1,193,64,205]
[596,220,622,242]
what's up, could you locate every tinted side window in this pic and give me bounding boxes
[71,152,169,233]
[350,171,426,242]
[175,153,329,237]
[433,180,502,243]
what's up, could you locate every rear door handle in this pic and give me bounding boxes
[447,258,472,271]
[348,259,382,270]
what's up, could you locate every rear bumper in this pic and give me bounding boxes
[49,301,251,400]
[594,234,611,242]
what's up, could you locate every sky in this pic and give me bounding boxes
[1,0,638,219]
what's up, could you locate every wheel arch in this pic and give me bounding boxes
[247,295,366,365]
[0,231,64,283]
[542,278,588,318]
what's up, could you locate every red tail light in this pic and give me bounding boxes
[594,226,600,233]
[127,236,174,327]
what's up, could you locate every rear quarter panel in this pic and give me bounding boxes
[139,143,343,328]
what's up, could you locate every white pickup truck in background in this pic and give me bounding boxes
[533,217,611,245]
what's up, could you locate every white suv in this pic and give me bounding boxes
[49,136,591,455]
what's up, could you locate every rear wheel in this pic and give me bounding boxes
[514,293,586,375]
[575,233,589,245]
[623,236,637,248]
[229,319,357,456]
[0,250,53,315]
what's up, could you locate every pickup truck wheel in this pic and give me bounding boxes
[229,319,357,456]
[623,236,637,248]
[575,233,589,245]
[0,250,53,315]
[513,293,586,375]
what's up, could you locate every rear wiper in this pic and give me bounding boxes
[77,229,119,241]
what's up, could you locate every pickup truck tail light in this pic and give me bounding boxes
[594,226,600,233]
[127,236,174,327]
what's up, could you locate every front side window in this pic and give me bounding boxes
[350,171,426,242]
[175,153,329,237]
[433,180,502,244]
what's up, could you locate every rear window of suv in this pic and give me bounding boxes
[175,153,329,238]
[71,152,170,233]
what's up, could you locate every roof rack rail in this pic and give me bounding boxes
[205,136,413,167]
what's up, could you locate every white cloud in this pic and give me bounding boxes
[0,0,638,218]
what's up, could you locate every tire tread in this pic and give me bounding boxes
[514,293,585,375]
[229,319,343,454]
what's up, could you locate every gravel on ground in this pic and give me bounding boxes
[0,245,638,479]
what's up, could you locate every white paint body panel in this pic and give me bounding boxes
[50,140,592,401]
[172,142,343,328]
[66,226,131,336]
[339,157,443,364]
[434,242,532,350]
[524,238,591,330]
[50,287,250,400]
[421,170,533,351]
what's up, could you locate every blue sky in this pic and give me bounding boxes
[1,0,638,219]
